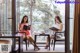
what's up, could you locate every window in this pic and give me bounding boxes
[0,0,12,35]
[16,0,65,41]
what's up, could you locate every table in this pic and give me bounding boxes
[34,34,50,50]
[0,36,23,53]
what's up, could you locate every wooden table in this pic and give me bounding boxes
[0,40,10,44]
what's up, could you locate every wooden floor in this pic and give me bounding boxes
[15,44,66,53]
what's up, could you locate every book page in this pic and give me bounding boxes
[52,24,60,29]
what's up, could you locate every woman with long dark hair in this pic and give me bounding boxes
[45,16,63,49]
[19,15,40,50]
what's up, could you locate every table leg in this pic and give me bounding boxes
[34,35,36,50]
[19,37,23,53]
[48,35,50,50]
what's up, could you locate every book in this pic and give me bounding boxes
[49,24,60,31]
[23,25,31,30]
[49,27,59,31]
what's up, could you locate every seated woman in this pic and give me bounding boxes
[45,16,63,49]
[19,15,40,50]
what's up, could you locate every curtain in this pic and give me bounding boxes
[73,0,80,53]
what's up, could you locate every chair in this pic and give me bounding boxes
[15,32,29,50]
[52,31,65,50]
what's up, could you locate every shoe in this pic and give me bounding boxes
[34,45,40,50]
[45,45,49,49]
[35,47,40,50]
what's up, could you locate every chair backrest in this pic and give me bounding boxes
[55,31,65,40]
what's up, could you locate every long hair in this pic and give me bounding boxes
[21,15,28,24]
[55,16,62,23]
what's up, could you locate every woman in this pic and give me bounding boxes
[19,15,40,50]
[45,16,63,49]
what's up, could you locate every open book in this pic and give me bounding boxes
[23,25,31,30]
[49,24,60,31]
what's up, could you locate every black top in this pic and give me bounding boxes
[23,25,30,30]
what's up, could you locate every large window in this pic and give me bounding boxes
[16,0,65,42]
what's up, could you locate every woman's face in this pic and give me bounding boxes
[24,17,28,22]
[55,18,59,23]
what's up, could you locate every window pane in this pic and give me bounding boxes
[16,0,31,31]
[69,0,75,51]
[16,0,65,41]
[32,0,65,41]
[0,0,12,35]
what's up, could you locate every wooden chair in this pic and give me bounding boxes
[52,31,65,50]
[15,32,29,50]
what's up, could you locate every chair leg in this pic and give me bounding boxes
[53,40,56,50]
[28,41,29,47]
[23,38,27,50]
[51,39,53,47]
[25,40,27,50]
